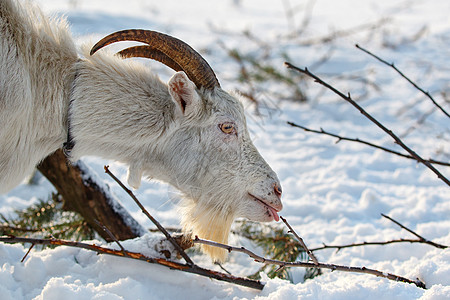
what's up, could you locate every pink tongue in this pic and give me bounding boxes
[269,207,280,222]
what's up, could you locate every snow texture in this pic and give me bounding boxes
[1,0,449,299]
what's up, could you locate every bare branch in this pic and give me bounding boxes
[286,121,450,167]
[280,216,319,265]
[310,238,448,252]
[382,214,448,249]
[193,237,426,289]
[93,219,127,254]
[285,62,450,187]
[0,235,264,290]
[21,243,35,262]
[355,44,450,119]
[104,166,194,266]
[309,214,447,252]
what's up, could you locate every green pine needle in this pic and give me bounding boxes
[234,220,321,282]
[0,193,95,242]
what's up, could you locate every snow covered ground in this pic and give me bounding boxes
[1,0,449,299]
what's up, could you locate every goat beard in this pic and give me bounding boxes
[180,197,235,263]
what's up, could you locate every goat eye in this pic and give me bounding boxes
[219,123,236,135]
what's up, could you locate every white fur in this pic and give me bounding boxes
[0,0,77,192]
[0,0,282,262]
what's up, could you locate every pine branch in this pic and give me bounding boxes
[286,122,450,167]
[193,236,426,289]
[0,225,40,233]
[0,198,95,241]
[234,220,310,281]
[355,44,450,119]
[0,235,263,290]
[284,62,450,187]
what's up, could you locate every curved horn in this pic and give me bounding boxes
[90,29,220,89]
[117,46,183,72]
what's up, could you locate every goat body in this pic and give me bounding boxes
[0,0,282,261]
[0,0,77,192]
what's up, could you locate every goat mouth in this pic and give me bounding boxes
[248,193,280,222]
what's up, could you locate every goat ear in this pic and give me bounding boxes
[168,72,200,115]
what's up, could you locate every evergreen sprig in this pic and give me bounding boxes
[0,194,95,242]
[235,220,321,282]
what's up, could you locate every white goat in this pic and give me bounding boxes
[0,0,283,261]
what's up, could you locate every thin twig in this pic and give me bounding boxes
[104,165,194,266]
[0,235,263,290]
[215,262,232,275]
[193,237,426,289]
[287,122,450,167]
[356,44,450,119]
[310,238,448,252]
[309,214,448,252]
[93,219,127,253]
[285,62,450,187]
[381,214,447,249]
[21,243,35,262]
[148,227,181,233]
[280,216,319,265]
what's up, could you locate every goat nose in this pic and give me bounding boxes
[274,184,282,199]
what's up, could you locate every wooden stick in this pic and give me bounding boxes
[0,235,264,290]
[193,237,426,289]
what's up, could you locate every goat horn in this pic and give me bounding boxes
[90,29,220,89]
[117,46,183,72]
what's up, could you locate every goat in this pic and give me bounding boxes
[0,0,283,261]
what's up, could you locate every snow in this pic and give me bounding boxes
[1,0,449,299]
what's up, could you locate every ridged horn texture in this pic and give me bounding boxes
[90,29,220,89]
[117,46,183,72]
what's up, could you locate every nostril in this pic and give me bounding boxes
[274,184,282,198]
